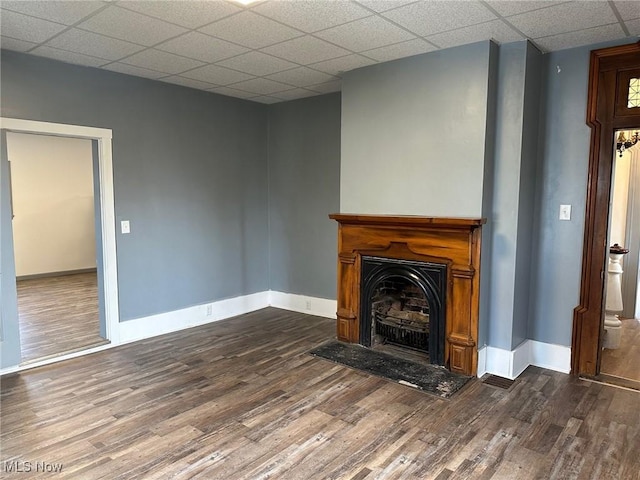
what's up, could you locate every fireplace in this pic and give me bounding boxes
[329,214,485,375]
[360,256,446,365]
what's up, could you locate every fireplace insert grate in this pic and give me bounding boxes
[375,312,429,351]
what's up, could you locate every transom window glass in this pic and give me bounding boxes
[629,77,640,108]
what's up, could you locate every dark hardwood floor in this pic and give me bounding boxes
[2,308,639,479]
[600,317,640,382]
[17,272,108,363]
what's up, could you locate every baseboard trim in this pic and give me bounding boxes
[1,342,115,376]
[118,291,271,344]
[477,340,571,379]
[269,291,337,319]
[1,290,337,374]
[17,268,97,281]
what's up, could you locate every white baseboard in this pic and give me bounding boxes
[268,291,337,319]
[119,291,270,344]
[529,340,571,374]
[0,343,115,376]
[1,290,338,374]
[477,339,571,379]
[477,345,487,378]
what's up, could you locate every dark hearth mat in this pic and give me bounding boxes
[309,341,472,398]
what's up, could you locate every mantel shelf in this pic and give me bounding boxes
[329,214,486,230]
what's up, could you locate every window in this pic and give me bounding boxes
[629,77,640,108]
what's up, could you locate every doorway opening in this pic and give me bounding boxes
[1,118,119,370]
[7,132,108,363]
[599,130,640,384]
[571,42,640,389]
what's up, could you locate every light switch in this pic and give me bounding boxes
[559,205,571,221]
[121,220,130,234]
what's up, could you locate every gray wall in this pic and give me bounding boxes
[528,38,637,346]
[487,41,542,351]
[512,43,542,349]
[1,51,269,325]
[528,46,590,346]
[267,94,341,299]
[341,42,496,217]
[477,42,499,349]
[340,41,498,348]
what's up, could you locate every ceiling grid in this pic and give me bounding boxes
[0,0,638,103]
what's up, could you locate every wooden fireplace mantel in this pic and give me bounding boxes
[329,213,486,376]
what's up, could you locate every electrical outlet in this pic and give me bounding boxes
[206,304,213,317]
[121,220,130,234]
[305,300,312,310]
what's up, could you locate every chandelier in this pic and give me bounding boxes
[616,130,640,157]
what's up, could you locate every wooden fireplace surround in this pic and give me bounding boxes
[329,214,485,376]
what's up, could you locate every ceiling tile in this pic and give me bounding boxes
[308,54,377,75]
[613,1,640,20]
[507,2,618,38]
[160,76,218,90]
[382,1,497,37]
[181,64,255,85]
[307,79,342,94]
[77,5,188,46]
[355,1,418,13]
[1,1,105,25]
[265,67,338,87]
[484,1,569,18]
[199,11,302,49]
[361,38,437,62]
[427,19,525,49]
[228,77,292,95]
[121,49,205,75]
[0,36,37,52]
[0,9,67,43]
[250,96,282,104]
[534,23,627,52]
[315,15,416,52]
[252,0,372,33]
[156,32,249,63]
[217,51,298,76]
[209,86,257,99]
[46,29,144,61]
[102,62,167,79]
[118,0,241,29]
[273,88,318,101]
[261,35,351,64]
[625,18,640,35]
[30,45,109,67]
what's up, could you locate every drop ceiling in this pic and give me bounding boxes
[1,1,638,104]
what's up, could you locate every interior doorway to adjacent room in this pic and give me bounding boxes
[599,131,640,384]
[6,132,107,363]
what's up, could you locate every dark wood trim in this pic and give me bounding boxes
[330,214,484,376]
[595,373,640,392]
[572,41,640,377]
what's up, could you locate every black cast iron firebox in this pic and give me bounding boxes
[360,256,446,365]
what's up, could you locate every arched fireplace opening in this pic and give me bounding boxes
[360,256,446,365]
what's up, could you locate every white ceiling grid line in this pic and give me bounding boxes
[0,0,637,105]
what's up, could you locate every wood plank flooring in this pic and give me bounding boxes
[600,317,640,382]
[2,308,640,479]
[17,272,107,363]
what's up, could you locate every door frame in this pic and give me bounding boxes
[1,117,120,347]
[571,42,640,377]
